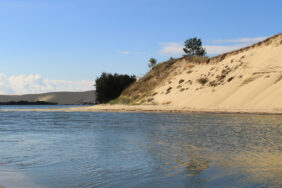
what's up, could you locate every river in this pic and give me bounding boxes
[0,107,281,187]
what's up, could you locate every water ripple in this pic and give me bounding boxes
[0,110,281,187]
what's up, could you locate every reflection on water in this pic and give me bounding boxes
[0,109,281,188]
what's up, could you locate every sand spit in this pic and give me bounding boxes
[0,90,95,105]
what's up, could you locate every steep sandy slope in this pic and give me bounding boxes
[118,33,282,112]
[0,90,96,105]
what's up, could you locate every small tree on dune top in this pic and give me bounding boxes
[148,58,157,69]
[183,37,206,57]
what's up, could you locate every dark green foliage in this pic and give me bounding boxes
[148,58,157,69]
[95,72,136,103]
[183,37,206,57]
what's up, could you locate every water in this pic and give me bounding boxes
[0,106,281,188]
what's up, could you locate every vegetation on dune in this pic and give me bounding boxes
[119,58,177,104]
[113,55,210,105]
[95,72,136,104]
[183,37,206,57]
[148,58,157,69]
[197,77,209,85]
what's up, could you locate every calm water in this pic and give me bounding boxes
[0,107,281,188]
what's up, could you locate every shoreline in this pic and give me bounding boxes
[4,104,282,115]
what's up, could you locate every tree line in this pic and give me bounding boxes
[95,73,136,103]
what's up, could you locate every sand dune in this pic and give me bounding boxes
[151,34,282,112]
[0,90,96,105]
[95,33,282,114]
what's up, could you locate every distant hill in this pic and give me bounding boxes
[0,90,96,105]
[112,33,282,112]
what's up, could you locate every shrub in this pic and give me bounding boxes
[209,80,218,87]
[147,98,154,102]
[197,77,208,85]
[187,70,193,74]
[227,76,235,82]
[179,79,184,84]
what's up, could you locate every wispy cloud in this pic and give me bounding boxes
[0,73,93,95]
[158,36,267,56]
[204,44,247,54]
[211,37,267,44]
[120,51,130,55]
[158,42,184,56]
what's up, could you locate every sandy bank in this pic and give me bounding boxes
[7,104,282,115]
[66,104,282,114]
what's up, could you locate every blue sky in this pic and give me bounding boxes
[0,0,281,94]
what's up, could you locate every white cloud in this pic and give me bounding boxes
[158,42,184,56]
[158,36,267,56]
[158,42,247,56]
[0,73,93,95]
[211,37,267,44]
[120,51,130,55]
[204,44,247,54]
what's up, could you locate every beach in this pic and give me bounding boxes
[7,104,281,115]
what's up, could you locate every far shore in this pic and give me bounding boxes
[4,104,282,115]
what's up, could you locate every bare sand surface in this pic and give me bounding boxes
[67,104,282,114]
[6,104,282,115]
[148,34,282,112]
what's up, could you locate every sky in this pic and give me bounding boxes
[0,0,281,94]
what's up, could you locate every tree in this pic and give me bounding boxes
[95,72,136,103]
[183,37,206,57]
[148,58,157,69]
